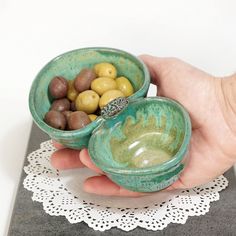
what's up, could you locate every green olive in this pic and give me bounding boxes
[88,114,98,121]
[67,80,78,101]
[91,77,117,96]
[99,89,124,109]
[75,90,99,114]
[116,76,134,97]
[94,62,117,79]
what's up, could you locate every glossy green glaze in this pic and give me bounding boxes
[89,97,191,192]
[29,47,150,149]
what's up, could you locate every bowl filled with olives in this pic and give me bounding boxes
[29,47,150,149]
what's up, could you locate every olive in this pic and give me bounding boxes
[70,101,77,111]
[50,98,70,112]
[75,90,100,114]
[49,76,68,99]
[74,68,96,93]
[67,80,78,101]
[88,114,98,121]
[62,110,72,121]
[91,77,117,96]
[44,110,66,130]
[67,111,91,130]
[94,62,117,79]
[116,76,134,97]
[99,89,125,109]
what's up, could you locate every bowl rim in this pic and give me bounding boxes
[28,47,150,139]
[89,96,192,175]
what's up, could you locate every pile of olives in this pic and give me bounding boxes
[44,62,134,130]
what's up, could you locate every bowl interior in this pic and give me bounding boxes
[29,47,149,133]
[89,97,191,173]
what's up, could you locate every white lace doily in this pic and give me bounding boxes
[23,140,228,232]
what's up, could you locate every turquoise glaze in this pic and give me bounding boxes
[29,47,150,149]
[89,97,191,192]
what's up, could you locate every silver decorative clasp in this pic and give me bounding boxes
[101,97,129,119]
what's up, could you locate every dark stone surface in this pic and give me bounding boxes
[8,123,236,236]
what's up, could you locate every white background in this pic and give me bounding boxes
[0,0,236,235]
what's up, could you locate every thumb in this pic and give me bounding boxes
[139,54,169,86]
[165,179,188,191]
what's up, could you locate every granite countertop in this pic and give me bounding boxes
[8,123,236,236]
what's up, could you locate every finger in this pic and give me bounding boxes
[84,175,148,197]
[79,149,104,175]
[51,148,85,170]
[165,179,188,191]
[52,140,65,150]
[139,54,166,85]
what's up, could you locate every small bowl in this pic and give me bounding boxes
[89,97,191,192]
[29,47,150,149]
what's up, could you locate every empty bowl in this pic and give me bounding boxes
[89,97,191,192]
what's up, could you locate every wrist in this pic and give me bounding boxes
[219,74,236,134]
[214,74,236,164]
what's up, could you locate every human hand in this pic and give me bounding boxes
[51,55,236,196]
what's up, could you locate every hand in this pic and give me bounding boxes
[51,55,236,197]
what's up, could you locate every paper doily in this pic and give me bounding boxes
[23,140,228,231]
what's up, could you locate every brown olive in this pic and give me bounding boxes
[62,110,72,121]
[74,68,96,93]
[44,110,66,130]
[49,76,68,99]
[67,111,91,130]
[50,98,70,112]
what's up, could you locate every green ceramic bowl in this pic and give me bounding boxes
[29,47,150,149]
[89,97,191,192]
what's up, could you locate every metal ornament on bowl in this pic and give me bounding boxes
[101,97,129,119]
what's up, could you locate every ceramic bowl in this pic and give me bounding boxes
[89,97,191,192]
[29,47,150,149]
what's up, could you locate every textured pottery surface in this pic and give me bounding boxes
[89,97,191,192]
[29,47,150,149]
